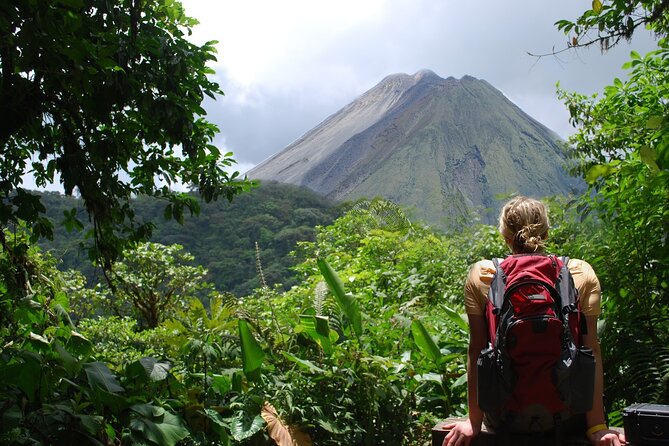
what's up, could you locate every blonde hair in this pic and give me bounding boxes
[498,196,550,253]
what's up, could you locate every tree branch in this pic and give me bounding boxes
[529,1,669,59]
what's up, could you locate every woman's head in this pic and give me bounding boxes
[498,196,550,253]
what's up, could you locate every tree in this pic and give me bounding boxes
[557,42,669,408]
[555,0,669,51]
[0,0,252,270]
[97,242,211,328]
[554,0,669,411]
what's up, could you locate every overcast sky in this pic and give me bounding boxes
[179,0,658,175]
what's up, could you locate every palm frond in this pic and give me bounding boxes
[351,198,412,232]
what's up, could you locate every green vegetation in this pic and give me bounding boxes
[0,0,252,267]
[72,242,213,328]
[1,203,506,445]
[553,0,669,421]
[556,0,669,51]
[1,182,667,444]
[37,182,342,296]
[0,1,667,445]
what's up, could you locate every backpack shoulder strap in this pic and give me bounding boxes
[556,256,589,336]
[555,256,578,310]
[488,257,507,311]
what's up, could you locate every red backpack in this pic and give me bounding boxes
[476,254,596,433]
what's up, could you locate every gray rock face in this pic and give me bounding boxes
[247,70,581,227]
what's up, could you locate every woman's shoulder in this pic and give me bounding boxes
[565,257,596,274]
[472,258,495,268]
[565,257,600,285]
[469,259,495,273]
[468,259,496,284]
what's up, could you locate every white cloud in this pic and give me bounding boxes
[181,0,659,164]
[20,1,659,191]
[186,0,387,88]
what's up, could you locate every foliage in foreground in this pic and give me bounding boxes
[2,177,667,445]
[0,203,506,445]
[558,40,669,417]
[1,0,252,269]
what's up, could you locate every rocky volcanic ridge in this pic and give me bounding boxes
[248,70,580,227]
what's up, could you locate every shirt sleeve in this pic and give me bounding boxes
[464,260,496,315]
[567,258,601,316]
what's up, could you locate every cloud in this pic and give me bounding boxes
[182,0,659,170]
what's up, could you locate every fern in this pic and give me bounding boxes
[603,317,669,409]
[218,293,256,331]
[351,198,412,232]
[314,282,328,316]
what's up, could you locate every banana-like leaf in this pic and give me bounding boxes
[238,319,265,378]
[411,319,442,365]
[442,305,469,332]
[261,401,314,446]
[283,352,326,374]
[317,258,362,337]
[299,314,333,354]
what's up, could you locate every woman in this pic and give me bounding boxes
[443,196,625,446]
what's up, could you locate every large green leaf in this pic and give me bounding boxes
[639,145,659,171]
[130,404,189,446]
[282,352,326,374]
[66,330,93,358]
[126,357,171,382]
[298,314,334,354]
[76,413,105,438]
[317,258,362,337]
[204,408,231,445]
[441,305,469,332]
[209,373,233,395]
[229,411,265,441]
[451,372,468,388]
[54,340,80,376]
[411,319,442,365]
[316,418,349,434]
[238,319,265,378]
[93,388,129,414]
[585,163,618,182]
[1,351,43,401]
[83,362,124,393]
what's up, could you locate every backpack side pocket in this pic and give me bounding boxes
[555,344,595,413]
[477,346,511,413]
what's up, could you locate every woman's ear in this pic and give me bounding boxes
[504,236,513,248]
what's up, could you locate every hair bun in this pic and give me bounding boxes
[499,197,549,253]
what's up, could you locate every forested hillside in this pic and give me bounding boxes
[38,182,342,296]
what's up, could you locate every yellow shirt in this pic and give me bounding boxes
[464,257,601,316]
